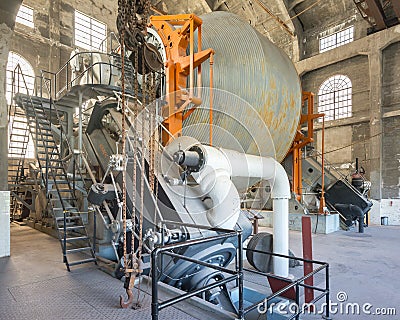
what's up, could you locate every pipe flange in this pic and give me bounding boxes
[187,145,205,172]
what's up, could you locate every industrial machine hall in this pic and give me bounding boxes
[1,0,400,319]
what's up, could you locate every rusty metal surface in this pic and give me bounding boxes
[182,12,301,162]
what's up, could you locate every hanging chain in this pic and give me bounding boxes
[149,72,156,194]
[118,0,148,308]
[118,0,161,309]
[120,30,128,285]
[135,53,147,304]
[149,72,159,227]
[118,0,150,52]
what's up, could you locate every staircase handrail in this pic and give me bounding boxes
[305,149,366,197]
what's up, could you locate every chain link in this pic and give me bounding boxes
[118,0,157,306]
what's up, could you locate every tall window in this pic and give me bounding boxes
[320,26,354,53]
[16,5,34,28]
[7,52,36,158]
[74,10,107,52]
[6,52,35,105]
[318,75,352,121]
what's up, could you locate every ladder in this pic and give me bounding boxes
[15,93,97,271]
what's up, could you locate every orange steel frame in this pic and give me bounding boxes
[288,92,324,202]
[149,14,215,145]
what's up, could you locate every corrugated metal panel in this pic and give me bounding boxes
[182,12,301,162]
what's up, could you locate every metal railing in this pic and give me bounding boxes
[48,51,131,98]
[304,149,368,201]
[151,223,330,320]
[151,220,244,320]
[98,32,121,54]
[243,247,330,320]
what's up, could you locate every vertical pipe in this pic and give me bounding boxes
[151,250,159,320]
[209,53,214,146]
[197,25,202,97]
[273,198,289,277]
[189,19,194,98]
[319,117,326,214]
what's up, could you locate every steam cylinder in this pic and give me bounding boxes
[182,12,301,162]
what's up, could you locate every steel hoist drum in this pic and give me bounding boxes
[182,12,301,162]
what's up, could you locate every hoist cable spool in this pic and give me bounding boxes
[182,12,302,162]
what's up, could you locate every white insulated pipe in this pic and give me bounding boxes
[192,145,291,277]
[195,168,241,230]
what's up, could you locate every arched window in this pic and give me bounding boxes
[7,52,35,158]
[318,75,352,121]
[6,52,35,104]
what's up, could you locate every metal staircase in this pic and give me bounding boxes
[15,93,97,271]
[8,50,135,270]
[8,105,30,220]
[301,152,372,229]
[111,52,136,85]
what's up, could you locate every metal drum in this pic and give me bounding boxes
[182,11,301,162]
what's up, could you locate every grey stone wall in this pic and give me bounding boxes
[382,115,400,198]
[297,2,370,59]
[381,41,400,199]
[301,55,371,176]
[10,0,118,76]
[302,55,370,119]
[383,41,400,114]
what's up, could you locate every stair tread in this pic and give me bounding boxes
[66,247,92,253]
[55,216,82,220]
[65,236,89,241]
[58,225,85,230]
[67,258,96,266]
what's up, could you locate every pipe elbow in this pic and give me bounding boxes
[197,168,240,230]
[270,160,291,200]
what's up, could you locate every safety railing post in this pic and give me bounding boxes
[295,283,300,320]
[238,230,244,320]
[63,209,67,260]
[66,63,68,91]
[93,208,96,254]
[151,249,159,320]
[324,264,331,320]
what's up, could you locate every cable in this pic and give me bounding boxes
[253,0,295,37]
[265,0,323,34]
[324,131,382,155]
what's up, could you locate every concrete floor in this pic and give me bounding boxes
[0,223,399,319]
[0,223,200,320]
[284,224,400,319]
